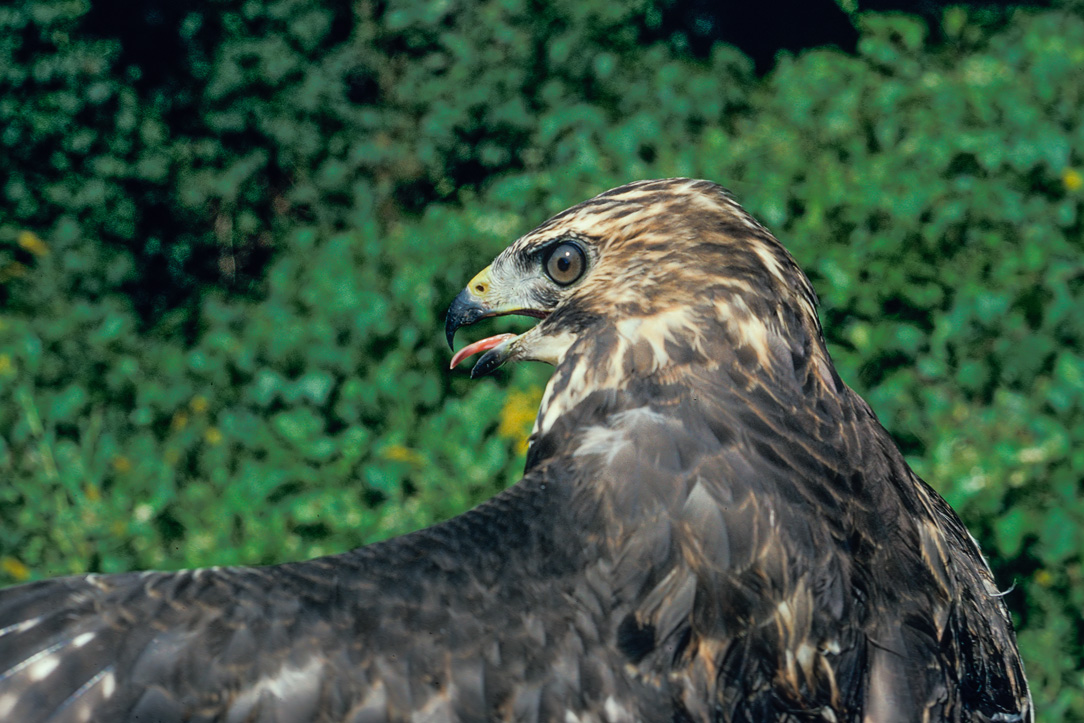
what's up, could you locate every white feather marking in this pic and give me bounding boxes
[0,693,16,719]
[776,600,794,628]
[564,360,590,403]
[604,695,633,722]
[537,306,702,437]
[755,245,787,285]
[27,653,60,681]
[797,642,816,674]
[683,481,716,517]
[614,406,672,429]
[606,334,630,380]
[616,309,694,372]
[71,631,96,648]
[256,658,321,699]
[538,396,564,436]
[614,317,643,338]
[229,658,323,717]
[715,296,771,364]
[524,328,576,366]
[712,191,762,231]
[101,670,116,699]
[0,615,42,638]
[574,426,630,465]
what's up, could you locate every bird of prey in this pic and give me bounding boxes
[0,178,1030,722]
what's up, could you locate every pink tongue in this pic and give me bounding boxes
[450,334,516,370]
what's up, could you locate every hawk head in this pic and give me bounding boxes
[446,179,832,403]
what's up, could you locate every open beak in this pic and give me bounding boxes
[445,266,547,378]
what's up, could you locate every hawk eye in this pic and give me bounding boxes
[543,242,586,286]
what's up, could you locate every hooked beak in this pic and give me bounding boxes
[444,265,547,378]
[444,286,491,350]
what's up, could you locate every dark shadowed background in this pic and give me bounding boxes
[0,0,1081,717]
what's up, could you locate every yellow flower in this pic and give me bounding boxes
[0,354,13,377]
[17,230,50,256]
[85,483,101,502]
[204,427,223,445]
[190,396,209,413]
[1064,168,1083,192]
[1,556,30,581]
[383,444,422,464]
[498,387,543,455]
[171,411,189,431]
[112,456,132,473]
[1034,569,1053,587]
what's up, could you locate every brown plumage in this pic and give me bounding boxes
[0,178,1030,722]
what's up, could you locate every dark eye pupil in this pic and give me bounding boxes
[544,242,585,286]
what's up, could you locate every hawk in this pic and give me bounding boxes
[0,179,1031,722]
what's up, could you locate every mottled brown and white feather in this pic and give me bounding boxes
[0,179,1030,722]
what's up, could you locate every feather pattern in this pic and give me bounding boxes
[0,179,1030,722]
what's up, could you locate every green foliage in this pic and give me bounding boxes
[0,214,526,572]
[1,3,1082,719]
[0,0,746,315]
